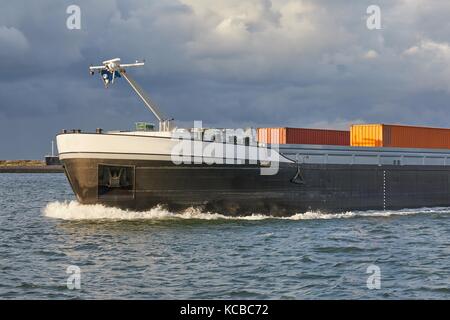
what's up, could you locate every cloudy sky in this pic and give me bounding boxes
[1,0,450,159]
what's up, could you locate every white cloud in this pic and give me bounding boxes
[306,118,367,130]
[401,39,450,92]
[181,0,356,79]
[363,50,378,59]
[0,26,28,55]
[419,40,450,58]
[404,40,450,57]
[403,46,419,56]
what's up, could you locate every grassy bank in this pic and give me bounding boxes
[0,160,45,167]
[0,160,63,173]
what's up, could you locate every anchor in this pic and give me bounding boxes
[106,168,125,188]
[290,154,305,185]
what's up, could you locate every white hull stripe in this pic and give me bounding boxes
[59,152,265,164]
[59,152,172,161]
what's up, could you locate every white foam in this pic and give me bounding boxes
[288,207,450,220]
[42,200,450,221]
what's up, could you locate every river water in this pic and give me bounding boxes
[0,173,449,299]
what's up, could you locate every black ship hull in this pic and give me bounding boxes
[62,157,450,216]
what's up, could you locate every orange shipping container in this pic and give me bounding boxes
[257,128,350,146]
[351,124,450,149]
[350,124,385,147]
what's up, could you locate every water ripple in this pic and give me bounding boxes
[0,174,448,299]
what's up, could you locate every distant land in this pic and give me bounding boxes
[0,160,63,173]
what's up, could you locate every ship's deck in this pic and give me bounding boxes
[277,143,450,166]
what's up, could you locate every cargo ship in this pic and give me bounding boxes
[56,58,450,215]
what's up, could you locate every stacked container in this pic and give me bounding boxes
[351,124,450,149]
[257,127,350,145]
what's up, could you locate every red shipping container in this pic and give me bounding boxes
[257,128,350,146]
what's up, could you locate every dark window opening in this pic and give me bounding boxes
[98,164,135,200]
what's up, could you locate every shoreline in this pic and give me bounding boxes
[0,165,64,173]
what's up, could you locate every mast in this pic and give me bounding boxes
[89,58,173,131]
[120,71,172,131]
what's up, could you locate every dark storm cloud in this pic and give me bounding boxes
[1,0,450,158]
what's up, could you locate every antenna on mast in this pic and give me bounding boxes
[89,58,173,131]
